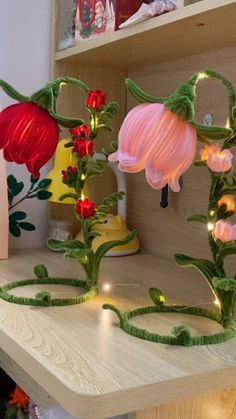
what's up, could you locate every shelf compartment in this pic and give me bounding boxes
[54,0,236,70]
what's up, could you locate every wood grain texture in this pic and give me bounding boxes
[133,388,236,418]
[126,45,236,273]
[1,250,236,418]
[54,1,236,69]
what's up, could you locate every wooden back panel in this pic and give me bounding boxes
[126,46,236,271]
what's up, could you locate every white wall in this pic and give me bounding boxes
[0,0,52,248]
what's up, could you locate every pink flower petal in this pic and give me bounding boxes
[109,103,166,172]
[145,111,197,191]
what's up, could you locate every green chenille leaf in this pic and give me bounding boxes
[49,109,84,129]
[191,121,232,140]
[9,221,21,237]
[36,190,52,200]
[174,254,217,286]
[149,288,165,306]
[95,230,137,264]
[35,291,52,302]
[101,101,119,118]
[64,141,74,148]
[0,79,30,102]
[218,185,236,198]
[64,248,93,261]
[218,244,236,261]
[212,277,236,292]
[86,160,105,179]
[19,222,36,231]
[102,140,118,156]
[38,178,52,188]
[9,211,27,221]
[59,192,78,202]
[187,214,208,223]
[47,239,85,251]
[34,264,48,278]
[7,174,17,190]
[95,123,112,132]
[125,78,166,104]
[96,191,125,214]
[172,325,192,346]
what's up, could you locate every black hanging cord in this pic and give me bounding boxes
[160,184,168,208]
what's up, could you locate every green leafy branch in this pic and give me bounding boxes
[96,191,125,215]
[8,174,52,237]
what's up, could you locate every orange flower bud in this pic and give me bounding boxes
[218,195,235,213]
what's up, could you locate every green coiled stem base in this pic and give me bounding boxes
[0,277,98,307]
[103,302,236,346]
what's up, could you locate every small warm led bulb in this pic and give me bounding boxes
[214,299,220,307]
[103,283,111,292]
[198,72,208,80]
[209,210,215,217]
[81,174,86,180]
[225,119,230,129]
[80,192,85,200]
[207,222,214,232]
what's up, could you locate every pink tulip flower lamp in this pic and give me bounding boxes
[104,70,236,346]
[0,79,135,307]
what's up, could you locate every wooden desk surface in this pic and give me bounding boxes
[0,249,236,418]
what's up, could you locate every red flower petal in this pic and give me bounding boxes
[0,102,59,176]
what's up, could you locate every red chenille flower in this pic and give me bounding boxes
[76,198,96,219]
[74,139,93,157]
[69,124,89,138]
[0,102,59,178]
[10,385,29,408]
[86,90,107,110]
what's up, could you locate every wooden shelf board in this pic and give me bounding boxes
[1,249,236,418]
[54,0,236,69]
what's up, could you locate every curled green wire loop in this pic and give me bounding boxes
[0,76,89,128]
[103,287,236,346]
[126,69,236,144]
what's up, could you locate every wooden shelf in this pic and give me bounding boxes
[54,0,236,69]
[1,249,236,418]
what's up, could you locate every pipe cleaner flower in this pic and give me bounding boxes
[109,103,197,192]
[200,144,233,173]
[218,195,235,213]
[86,90,107,110]
[109,71,233,192]
[70,124,90,138]
[0,102,59,178]
[214,220,236,243]
[9,385,29,408]
[0,77,88,177]
[76,197,96,218]
[73,138,94,157]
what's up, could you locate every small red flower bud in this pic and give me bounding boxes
[74,139,93,157]
[69,124,89,138]
[76,198,96,219]
[86,90,107,110]
[61,170,67,180]
[67,166,77,174]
